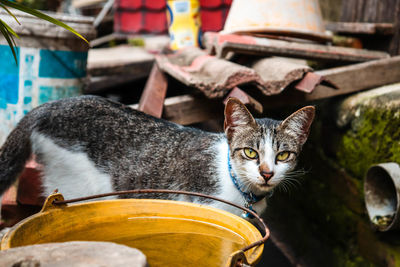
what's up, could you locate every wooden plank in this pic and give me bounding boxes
[213,34,390,62]
[1,184,17,207]
[17,159,45,206]
[162,95,222,125]
[315,56,400,97]
[339,0,400,56]
[130,95,222,125]
[87,46,154,77]
[138,64,168,118]
[260,56,400,107]
[325,22,394,35]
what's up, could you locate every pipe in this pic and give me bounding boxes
[364,163,400,231]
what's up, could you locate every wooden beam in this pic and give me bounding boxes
[87,46,154,77]
[210,34,390,62]
[162,95,222,125]
[315,56,400,97]
[325,22,395,35]
[260,56,400,107]
[130,95,222,125]
[218,40,389,62]
[138,64,168,118]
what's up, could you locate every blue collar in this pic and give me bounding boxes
[227,148,265,205]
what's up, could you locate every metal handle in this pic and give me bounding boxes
[51,189,270,253]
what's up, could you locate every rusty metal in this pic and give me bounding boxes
[227,250,250,267]
[52,188,270,253]
[364,163,400,231]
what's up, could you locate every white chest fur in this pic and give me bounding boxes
[209,140,266,216]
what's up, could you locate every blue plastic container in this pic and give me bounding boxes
[0,10,96,144]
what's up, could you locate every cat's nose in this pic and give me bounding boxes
[261,171,274,183]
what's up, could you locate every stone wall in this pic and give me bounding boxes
[262,83,400,266]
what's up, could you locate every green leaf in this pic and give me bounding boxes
[0,0,89,43]
[1,18,19,38]
[0,3,20,25]
[0,19,18,64]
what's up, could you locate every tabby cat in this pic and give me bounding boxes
[0,96,314,217]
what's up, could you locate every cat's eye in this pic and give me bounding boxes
[276,151,290,161]
[244,148,258,159]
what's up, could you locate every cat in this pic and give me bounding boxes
[0,95,314,217]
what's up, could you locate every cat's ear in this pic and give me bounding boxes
[279,106,315,145]
[224,97,256,140]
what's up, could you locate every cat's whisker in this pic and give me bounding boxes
[284,177,301,185]
[284,170,307,178]
[234,171,257,192]
[242,179,256,192]
[285,179,300,192]
[276,177,299,195]
[279,183,286,193]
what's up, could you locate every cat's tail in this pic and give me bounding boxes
[0,119,32,196]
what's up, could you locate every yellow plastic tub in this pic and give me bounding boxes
[1,193,265,266]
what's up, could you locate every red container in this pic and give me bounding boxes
[114,0,231,34]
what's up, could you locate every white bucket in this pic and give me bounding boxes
[222,0,331,41]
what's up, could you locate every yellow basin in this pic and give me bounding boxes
[1,194,264,266]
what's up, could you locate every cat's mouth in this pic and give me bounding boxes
[256,177,274,188]
[259,183,273,189]
[252,182,274,195]
[255,180,274,190]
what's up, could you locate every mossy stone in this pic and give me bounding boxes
[335,83,400,179]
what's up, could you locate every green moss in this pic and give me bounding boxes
[128,38,145,47]
[273,143,370,265]
[337,255,374,267]
[337,108,400,179]
[300,164,359,247]
[389,249,400,265]
[333,246,374,267]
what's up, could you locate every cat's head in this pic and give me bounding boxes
[224,98,315,196]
